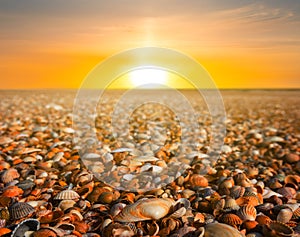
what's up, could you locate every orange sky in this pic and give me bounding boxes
[0,0,299,89]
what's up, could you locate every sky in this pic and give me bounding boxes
[0,0,299,89]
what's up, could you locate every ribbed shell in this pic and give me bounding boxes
[8,202,35,220]
[256,214,272,225]
[54,189,80,200]
[223,197,240,212]
[263,221,294,237]
[1,168,20,183]
[219,213,242,227]
[230,186,245,199]
[236,205,257,221]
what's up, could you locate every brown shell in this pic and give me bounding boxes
[263,221,294,237]
[292,207,300,219]
[219,213,242,227]
[0,208,9,221]
[230,186,245,199]
[54,189,80,200]
[256,214,272,225]
[2,186,24,198]
[8,202,35,220]
[33,228,57,237]
[277,187,296,200]
[236,204,257,221]
[1,168,20,183]
[188,174,208,188]
[241,220,258,232]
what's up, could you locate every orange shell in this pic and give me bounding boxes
[2,186,24,197]
[236,204,257,221]
[256,214,272,225]
[1,168,20,183]
[33,228,57,237]
[0,227,11,236]
[219,213,242,227]
[189,174,208,188]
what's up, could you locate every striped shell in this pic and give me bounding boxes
[236,205,257,221]
[8,202,35,220]
[115,198,174,222]
[256,214,272,225]
[262,221,294,237]
[223,197,240,212]
[1,168,20,183]
[11,218,40,237]
[219,213,242,227]
[203,223,244,237]
[230,186,245,199]
[54,189,80,200]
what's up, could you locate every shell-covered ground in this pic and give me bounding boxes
[0,89,299,237]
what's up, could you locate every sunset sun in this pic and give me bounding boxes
[130,68,167,87]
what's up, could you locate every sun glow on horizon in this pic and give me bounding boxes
[130,68,168,88]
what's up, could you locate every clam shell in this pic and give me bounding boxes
[110,148,133,153]
[9,202,35,220]
[219,213,242,227]
[230,186,245,199]
[54,189,80,200]
[256,213,272,225]
[189,174,209,188]
[236,205,257,221]
[263,188,282,199]
[11,218,40,237]
[1,168,20,183]
[277,208,293,223]
[263,221,294,237]
[277,187,296,200]
[58,200,76,211]
[115,198,174,222]
[204,223,244,237]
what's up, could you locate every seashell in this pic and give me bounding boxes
[277,208,293,223]
[2,186,24,198]
[169,206,186,218]
[32,228,58,237]
[74,221,89,234]
[16,179,35,191]
[223,197,240,212]
[54,189,80,200]
[110,148,133,153]
[115,198,174,222]
[188,174,208,189]
[0,208,10,221]
[55,222,75,232]
[0,228,11,236]
[230,186,245,199]
[203,223,244,236]
[98,192,114,204]
[263,221,294,237]
[241,220,258,232]
[284,153,299,163]
[292,207,300,219]
[132,156,159,163]
[9,202,35,220]
[277,187,296,200]
[246,233,263,237]
[58,200,76,211]
[236,205,257,221]
[284,175,299,186]
[1,168,20,183]
[11,218,40,237]
[263,188,283,199]
[219,213,242,227]
[256,213,272,225]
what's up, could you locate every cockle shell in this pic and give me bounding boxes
[277,208,293,223]
[54,189,80,200]
[115,198,174,222]
[262,221,294,237]
[219,213,242,227]
[236,205,257,221]
[8,202,35,220]
[223,197,240,212]
[1,168,20,183]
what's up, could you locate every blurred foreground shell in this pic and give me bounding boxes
[8,202,35,220]
[115,198,174,222]
[201,223,244,236]
[11,218,40,237]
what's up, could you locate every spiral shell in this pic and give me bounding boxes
[8,202,35,220]
[54,189,80,200]
[236,205,257,221]
[115,198,174,222]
